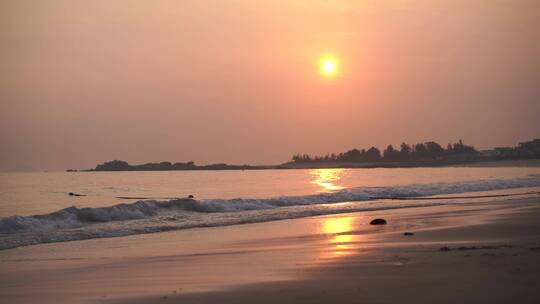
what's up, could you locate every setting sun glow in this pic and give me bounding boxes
[320,57,338,76]
[323,60,335,73]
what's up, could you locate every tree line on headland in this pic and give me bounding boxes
[291,140,479,163]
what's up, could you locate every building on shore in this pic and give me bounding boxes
[517,138,540,155]
[481,138,540,158]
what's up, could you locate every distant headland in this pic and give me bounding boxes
[74,138,540,172]
[83,160,273,172]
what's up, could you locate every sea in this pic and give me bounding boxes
[1,166,540,250]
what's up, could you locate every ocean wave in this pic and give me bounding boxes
[0,199,198,233]
[1,174,540,236]
[170,174,540,212]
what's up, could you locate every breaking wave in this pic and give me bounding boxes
[1,174,540,250]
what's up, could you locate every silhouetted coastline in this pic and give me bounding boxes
[80,139,540,172]
[84,160,273,172]
[283,139,540,168]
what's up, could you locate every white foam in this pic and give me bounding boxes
[1,174,539,250]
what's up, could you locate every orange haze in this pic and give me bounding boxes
[1,0,539,170]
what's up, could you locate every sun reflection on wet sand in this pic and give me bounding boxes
[310,169,347,192]
[320,216,358,257]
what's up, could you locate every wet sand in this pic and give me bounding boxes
[1,197,540,304]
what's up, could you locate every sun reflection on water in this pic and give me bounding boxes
[321,216,357,257]
[310,169,346,193]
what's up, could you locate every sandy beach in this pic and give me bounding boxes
[1,196,539,304]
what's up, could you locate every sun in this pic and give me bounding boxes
[323,60,335,73]
[320,56,338,76]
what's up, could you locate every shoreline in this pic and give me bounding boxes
[2,197,540,303]
[116,198,540,304]
[3,186,539,251]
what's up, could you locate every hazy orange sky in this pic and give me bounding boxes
[1,0,539,171]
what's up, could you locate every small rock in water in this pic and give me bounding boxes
[369,218,387,225]
[188,195,194,199]
[403,232,414,236]
[440,246,451,252]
